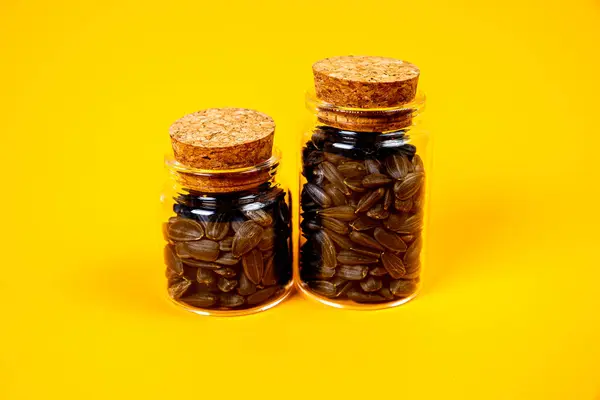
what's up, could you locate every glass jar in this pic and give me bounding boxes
[297,56,431,309]
[162,108,293,316]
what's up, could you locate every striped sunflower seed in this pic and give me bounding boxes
[394,172,424,200]
[356,188,385,213]
[242,249,264,285]
[362,173,393,188]
[335,265,369,280]
[374,227,407,253]
[175,239,220,262]
[167,218,204,242]
[349,231,384,251]
[318,206,357,221]
[322,217,349,235]
[181,292,218,308]
[243,209,273,227]
[206,213,230,241]
[360,276,382,292]
[321,161,351,195]
[247,286,279,305]
[381,252,406,279]
[304,183,332,208]
[337,250,378,265]
[232,221,263,257]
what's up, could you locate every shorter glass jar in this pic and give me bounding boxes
[161,149,293,316]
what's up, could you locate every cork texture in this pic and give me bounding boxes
[313,56,420,108]
[169,108,275,170]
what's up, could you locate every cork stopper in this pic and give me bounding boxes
[313,56,420,108]
[169,108,275,170]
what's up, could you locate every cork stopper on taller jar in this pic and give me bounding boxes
[168,108,276,192]
[312,56,420,131]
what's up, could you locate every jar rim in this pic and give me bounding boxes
[165,147,281,177]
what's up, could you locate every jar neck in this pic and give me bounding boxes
[165,149,281,194]
[306,91,426,133]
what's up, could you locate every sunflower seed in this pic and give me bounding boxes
[308,280,337,297]
[175,240,220,262]
[324,152,350,165]
[401,234,415,244]
[182,259,220,269]
[315,230,337,269]
[412,154,424,173]
[383,188,393,210]
[219,293,245,308]
[379,287,395,300]
[318,206,357,221]
[311,165,325,186]
[214,268,237,278]
[217,277,238,292]
[362,173,393,188]
[258,228,275,251]
[366,204,390,220]
[404,236,423,266]
[374,228,407,253]
[330,276,348,287]
[337,162,366,177]
[304,183,332,208]
[324,228,354,250]
[413,185,425,210]
[350,246,381,259]
[385,154,413,179]
[402,268,421,280]
[350,215,380,231]
[304,148,324,166]
[302,264,336,280]
[247,286,279,305]
[394,172,424,200]
[168,278,192,299]
[301,218,321,232]
[347,288,385,303]
[166,267,180,284]
[321,161,351,195]
[360,276,382,292]
[337,250,379,265]
[381,252,406,279]
[262,256,278,285]
[232,221,263,257]
[219,237,233,251]
[344,177,366,193]
[335,264,368,280]
[230,215,245,232]
[181,292,218,308]
[243,209,273,227]
[324,184,347,206]
[215,252,240,266]
[237,273,257,296]
[196,268,216,285]
[364,159,381,174]
[322,217,349,235]
[164,245,183,276]
[349,231,384,251]
[390,279,418,297]
[356,188,385,213]
[205,214,230,241]
[242,249,264,285]
[335,281,354,297]
[394,198,414,212]
[167,218,204,242]
[385,213,423,234]
[369,266,388,276]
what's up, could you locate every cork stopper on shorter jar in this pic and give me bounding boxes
[313,56,420,131]
[169,108,276,193]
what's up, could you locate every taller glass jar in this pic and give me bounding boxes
[297,56,431,309]
[162,108,293,316]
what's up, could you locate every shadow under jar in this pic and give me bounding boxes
[162,108,293,316]
[297,56,431,309]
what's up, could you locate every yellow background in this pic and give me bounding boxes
[1,0,599,399]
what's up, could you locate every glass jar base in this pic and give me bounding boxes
[167,282,294,317]
[296,281,418,311]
